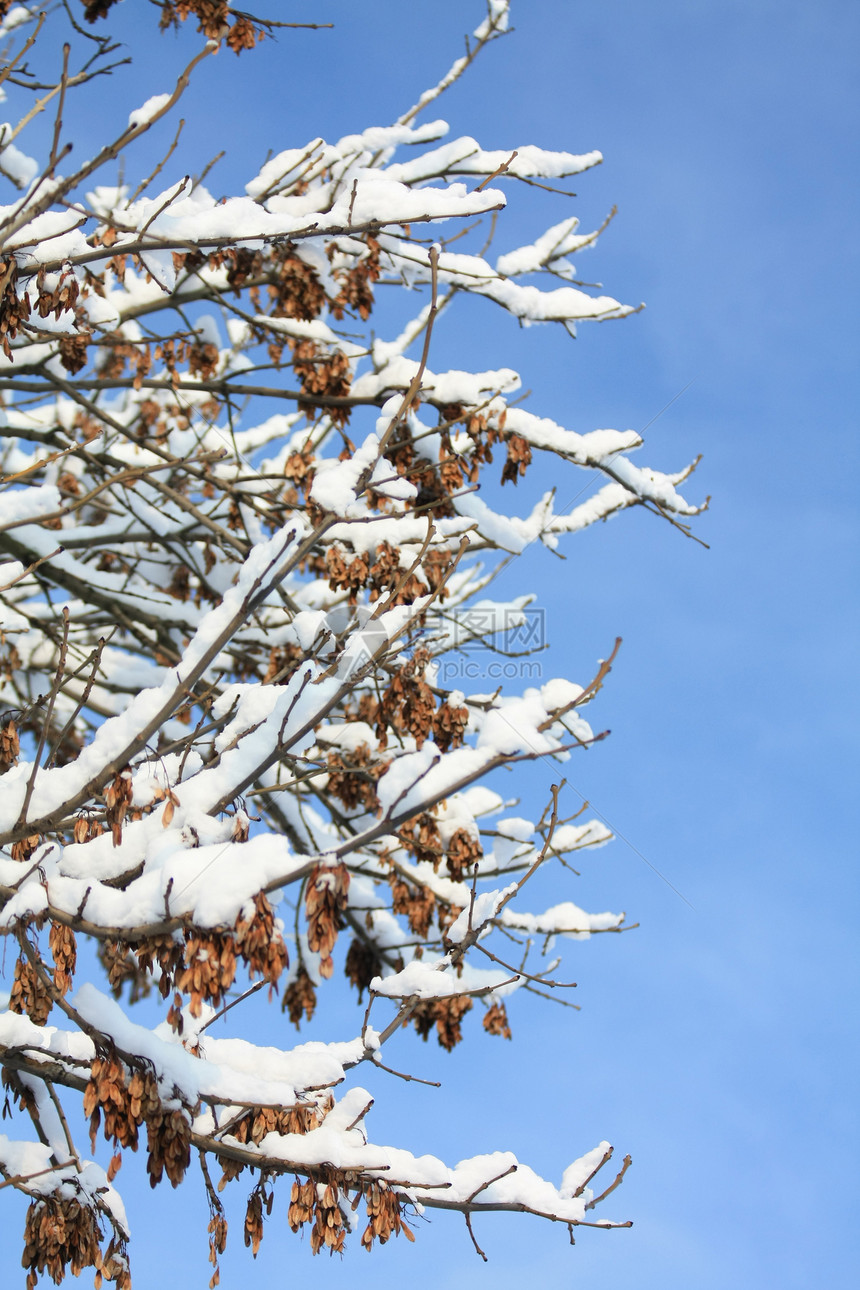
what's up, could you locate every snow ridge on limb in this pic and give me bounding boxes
[0,0,698,1280]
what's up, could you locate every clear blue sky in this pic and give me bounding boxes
[6,2,858,1286]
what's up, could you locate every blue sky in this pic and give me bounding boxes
[4,1,858,1286]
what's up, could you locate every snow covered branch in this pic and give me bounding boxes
[0,2,702,1282]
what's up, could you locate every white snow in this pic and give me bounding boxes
[127,94,172,129]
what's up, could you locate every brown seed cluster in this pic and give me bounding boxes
[411,995,473,1051]
[377,649,437,750]
[1,635,21,680]
[326,743,387,814]
[293,340,352,427]
[146,1102,192,1189]
[49,921,77,996]
[0,258,31,358]
[167,564,192,602]
[83,1056,160,1152]
[501,432,533,486]
[464,409,503,482]
[153,1,264,52]
[438,451,466,496]
[172,933,235,1019]
[445,827,483,882]
[483,1000,513,1039]
[288,1178,346,1254]
[9,954,52,1026]
[218,1096,333,1186]
[368,540,441,606]
[331,236,381,322]
[81,1,121,20]
[98,331,152,388]
[243,1187,267,1256]
[322,539,454,610]
[10,833,43,862]
[187,339,220,381]
[344,936,382,1001]
[82,1053,191,1189]
[268,245,326,321]
[207,1213,228,1289]
[361,1183,415,1251]
[398,812,443,868]
[282,967,317,1028]
[174,892,288,1019]
[22,1194,130,1290]
[98,938,158,1005]
[325,544,370,602]
[73,815,105,845]
[58,332,90,374]
[390,874,437,939]
[365,540,404,601]
[0,256,83,361]
[305,863,350,978]
[411,455,457,520]
[99,893,287,1022]
[0,716,19,773]
[35,264,80,323]
[432,698,470,752]
[245,1096,333,1146]
[104,769,133,847]
[236,892,289,986]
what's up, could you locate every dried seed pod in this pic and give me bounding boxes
[483,1000,513,1040]
[310,1180,346,1255]
[175,931,238,1016]
[10,834,42,863]
[376,650,436,749]
[282,968,317,1028]
[22,1194,101,1290]
[207,1212,228,1288]
[49,922,77,996]
[445,827,483,882]
[244,1189,264,1256]
[268,244,326,320]
[331,234,380,321]
[326,743,386,814]
[83,1056,161,1152]
[390,876,436,940]
[9,955,52,1026]
[305,864,350,978]
[103,768,133,847]
[58,333,90,375]
[325,543,370,602]
[288,1178,316,1232]
[235,891,289,986]
[501,432,533,485]
[0,717,19,773]
[398,812,443,869]
[344,937,382,1002]
[293,341,351,428]
[361,1182,415,1251]
[98,939,154,1004]
[432,698,470,753]
[412,995,473,1051]
[146,1103,192,1188]
[0,256,31,358]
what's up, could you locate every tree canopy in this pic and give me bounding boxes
[0,3,704,1285]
